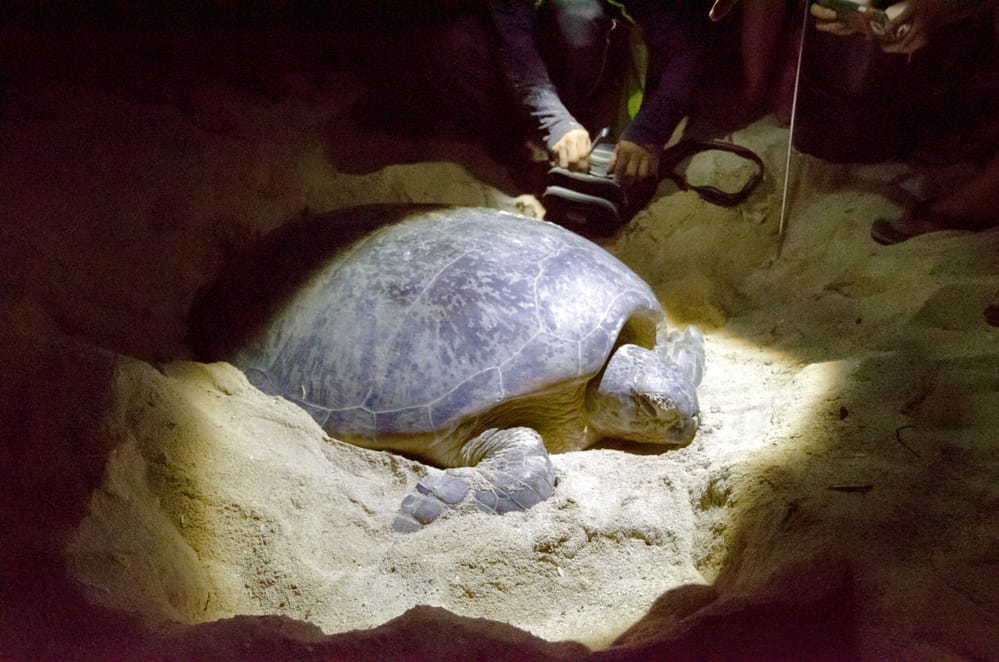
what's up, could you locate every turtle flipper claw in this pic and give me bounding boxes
[393,427,555,531]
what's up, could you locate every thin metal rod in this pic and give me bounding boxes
[776,0,809,257]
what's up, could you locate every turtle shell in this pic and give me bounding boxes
[192,206,663,451]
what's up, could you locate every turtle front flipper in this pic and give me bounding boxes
[392,427,555,532]
[660,325,706,388]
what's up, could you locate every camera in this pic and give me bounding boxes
[541,132,765,237]
[541,139,642,237]
[586,140,615,178]
[813,0,894,39]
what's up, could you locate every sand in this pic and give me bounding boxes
[2,15,998,660]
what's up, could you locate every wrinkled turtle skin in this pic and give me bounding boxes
[189,205,704,531]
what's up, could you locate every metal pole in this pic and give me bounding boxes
[776,0,810,258]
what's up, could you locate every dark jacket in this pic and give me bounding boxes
[490,0,709,150]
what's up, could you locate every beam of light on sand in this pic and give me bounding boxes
[58,326,849,651]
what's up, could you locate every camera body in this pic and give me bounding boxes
[586,141,615,178]
[813,0,891,37]
[541,137,766,235]
[541,142,628,236]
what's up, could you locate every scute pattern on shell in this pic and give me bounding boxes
[234,207,663,446]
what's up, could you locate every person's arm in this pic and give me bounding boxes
[623,3,708,149]
[490,0,591,167]
[611,1,709,183]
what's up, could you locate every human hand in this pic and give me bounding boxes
[811,1,937,54]
[609,140,658,187]
[810,2,861,36]
[879,1,938,54]
[551,127,592,171]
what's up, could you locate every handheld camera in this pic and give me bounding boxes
[813,0,894,38]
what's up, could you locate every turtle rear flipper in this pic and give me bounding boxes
[392,428,555,533]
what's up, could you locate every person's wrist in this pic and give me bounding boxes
[547,122,586,152]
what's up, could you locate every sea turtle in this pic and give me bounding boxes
[189,205,705,532]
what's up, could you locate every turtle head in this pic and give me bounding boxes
[587,342,700,446]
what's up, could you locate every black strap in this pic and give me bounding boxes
[658,139,765,208]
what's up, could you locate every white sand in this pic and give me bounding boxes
[2,20,998,659]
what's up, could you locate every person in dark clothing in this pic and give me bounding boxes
[812,0,999,326]
[491,0,711,185]
[339,1,710,188]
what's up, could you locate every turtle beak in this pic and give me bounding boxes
[667,414,699,446]
[709,0,741,21]
[635,392,698,446]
